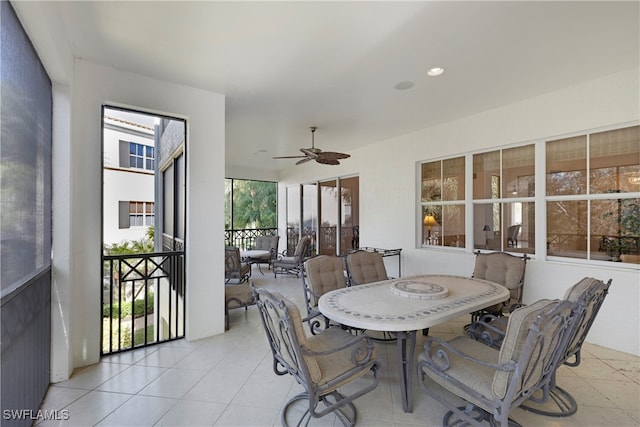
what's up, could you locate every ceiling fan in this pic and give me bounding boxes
[273,126,350,165]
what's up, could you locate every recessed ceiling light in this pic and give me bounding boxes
[427,67,444,77]
[394,81,414,90]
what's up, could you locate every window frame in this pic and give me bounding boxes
[416,122,639,267]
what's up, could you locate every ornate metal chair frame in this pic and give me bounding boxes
[224,281,255,330]
[273,235,311,278]
[301,255,348,335]
[417,299,576,427]
[224,246,251,284]
[248,235,279,274]
[469,277,612,417]
[252,285,380,427]
[469,251,529,324]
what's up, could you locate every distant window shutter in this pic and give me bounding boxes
[119,201,130,229]
[119,141,129,167]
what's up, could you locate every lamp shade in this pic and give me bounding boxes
[423,214,437,227]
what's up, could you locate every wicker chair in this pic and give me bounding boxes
[417,299,576,427]
[252,285,380,427]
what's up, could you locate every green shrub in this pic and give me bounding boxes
[103,292,154,318]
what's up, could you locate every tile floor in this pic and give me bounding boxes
[38,269,639,426]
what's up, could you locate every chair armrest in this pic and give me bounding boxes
[304,329,377,365]
[467,315,508,349]
[419,335,515,373]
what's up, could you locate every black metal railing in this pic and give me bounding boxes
[101,251,185,355]
[224,228,278,250]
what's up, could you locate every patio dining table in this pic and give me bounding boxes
[318,274,510,413]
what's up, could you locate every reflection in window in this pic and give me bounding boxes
[421,157,465,248]
[546,125,639,263]
[473,144,535,253]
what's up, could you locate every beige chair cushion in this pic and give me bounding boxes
[305,256,347,307]
[225,283,254,309]
[473,252,527,311]
[563,277,600,302]
[493,299,557,398]
[420,336,499,412]
[346,251,388,285]
[308,328,378,394]
[253,236,278,260]
[473,253,526,290]
[275,292,322,382]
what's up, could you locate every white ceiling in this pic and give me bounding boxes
[37,1,640,171]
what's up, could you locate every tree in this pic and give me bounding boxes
[230,179,277,229]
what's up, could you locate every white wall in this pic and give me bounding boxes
[68,60,226,374]
[279,68,640,356]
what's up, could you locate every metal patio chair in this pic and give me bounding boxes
[417,299,576,427]
[252,285,380,427]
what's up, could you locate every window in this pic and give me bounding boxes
[128,142,154,170]
[472,144,535,253]
[421,157,465,247]
[546,125,639,262]
[119,201,154,228]
[419,124,639,264]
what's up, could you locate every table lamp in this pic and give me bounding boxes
[423,214,437,243]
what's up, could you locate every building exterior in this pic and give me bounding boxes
[102,112,156,246]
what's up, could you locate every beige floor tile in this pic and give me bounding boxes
[570,404,638,427]
[95,365,167,394]
[95,395,176,426]
[213,404,280,427]
[39,391,131,426]
[584,378,640,411]
[139,367,208,399]
[183,370,246,404]
[154,399,226,426]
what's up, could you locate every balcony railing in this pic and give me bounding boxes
[101,251,185,355]
[224,228,278,251]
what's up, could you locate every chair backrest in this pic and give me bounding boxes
[255,235,279,256]
[473,251,528,306]
[224,246,242,275]
[495,299,575,402]
[345,250,388,286]
[304,255,347,308]
[293,235,311,261]
[252,286,317,386]
[507,225,521,241]
[561,277,612,366]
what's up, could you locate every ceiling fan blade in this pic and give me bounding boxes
[317,152,350,160]
[296,157,313,165]
[273,155,307,159]
[316,157,340,165]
